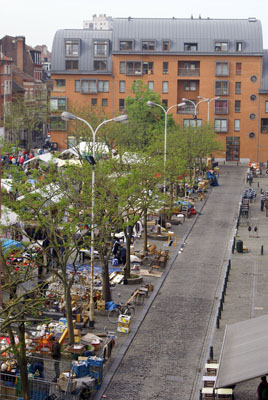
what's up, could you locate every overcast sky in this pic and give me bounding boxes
[1,0,268,51]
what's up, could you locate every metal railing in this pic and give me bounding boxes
[178,68,200,76]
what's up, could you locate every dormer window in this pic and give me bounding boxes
[184,43,198,51]
[236,41,243,52]
[120,40,133,50]
[162,40,170,51]
[65,40,80,57]
[94,40,109,57]
[215,42,228,52]
[142,41,156,51]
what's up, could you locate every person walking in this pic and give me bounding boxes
[51,339,61,382]
[257,376,268,400]
[265,198,268,217]
[261,190,265,211]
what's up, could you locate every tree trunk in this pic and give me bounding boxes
[102,258,111,303]
[65,285,74,344]
[17,323,30,400]
[143,208,148,252]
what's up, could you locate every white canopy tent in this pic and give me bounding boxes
[215,314,268,388]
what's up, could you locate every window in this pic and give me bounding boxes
[81,80,97,94]
[94,60,107,71]
[68,135,77,148]
[119,40,133,50]
[94,41,109,57]
[4,65,11,74]
[119,81,125,93]
[215,42,228,52]
[215,62,229,76]
[236,41,243,52]
[215,99,228,114]
[102,98,108,107]
[214,118,228,132]
[184,43,198,51]
[249,132,255,139]
[162,81,168,94]
[251,75,257,82]
[120,62,126,74]
[163,62,168,74]
[215,81,229,96]
[3,80,12,95]
[65,40,80,56]
[162,40,170,51]
[236,63,242,75]
[65,60,79,70]
[119,99,125,110]
[91,98,97,106]
[98,80,109,92]
[261,118,268,133]
[50,98,67,111]
[265,101,268,112]
[148,81,154,90]
[184,81,197,91]
[235,100,241,112]
[250,113,256,120]
[55,79,66,87]
[126,61,142,75]
[251,95,257,101]
[162,100,168,108]
[142,62,154,75]
[235,82,241,94]
[49,116,67,131]
[75,81,80,92]
[141,41,156,51]
[234,119,240,131]
[184,119,202,127]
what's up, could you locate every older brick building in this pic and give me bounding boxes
[50,17,268,163]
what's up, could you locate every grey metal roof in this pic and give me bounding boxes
[260,49,268,92]
[51,29,113,74]
[112,18,263,54]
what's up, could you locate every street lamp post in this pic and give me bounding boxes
[61,111,128,328]
[197,96,221,122]
[182,97,210,120]
[146,101,186,192]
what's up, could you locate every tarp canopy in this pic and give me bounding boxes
[215,314,268,388]
[0,239,24,254]
[0,206,19,226]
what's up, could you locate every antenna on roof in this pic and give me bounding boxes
[191,14,193,19]
[199,14,201,19]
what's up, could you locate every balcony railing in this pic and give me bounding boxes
[178,68,200,77]
[215,89,229,96]
[215,107,228,115]
[177,105,195,114]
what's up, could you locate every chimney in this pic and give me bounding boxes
[16,36,25,71]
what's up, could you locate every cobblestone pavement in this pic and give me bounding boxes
[91,164,268,400]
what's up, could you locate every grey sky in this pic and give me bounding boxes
[1,0,268,51]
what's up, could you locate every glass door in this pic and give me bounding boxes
[226,136,240,161]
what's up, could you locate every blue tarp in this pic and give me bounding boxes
[0,239,24,254]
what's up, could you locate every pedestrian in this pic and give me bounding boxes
[261,190,265,211]
[265,199,268,217]
[257,376,268,400]
[51,339,61,382]
[248,174,253,186]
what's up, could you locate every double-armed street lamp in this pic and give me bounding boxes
[61,111,128,327]
[146,101,186,192]
[182,97,211,121]
[197,96,221,122]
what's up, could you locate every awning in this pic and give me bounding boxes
[215,314,268,388]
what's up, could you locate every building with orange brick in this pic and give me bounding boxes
[50,17,268,163]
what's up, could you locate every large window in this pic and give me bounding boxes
[215,81,229,96]
[162,40,170,51]
[143,62,154,75]
[49,116,67,131]
[184,81,197,91]
[126,61,142,75]
[215,62,229,76]
[184,43,198,51]
[148,81,154,90]
[235,100,241,112]
[65,60,78,70]
[98,80,109,93]
[120,41,133,50]
[234,119,240,131]
[184,119,202,127]
[215,99,228,114]
[94,41,109,57]
[65,40,80,56]
[141,41,156,51]
[81,80,97,94]
[162,81,168,94]
[120,62,126,74]
[215,42,228,52]
[163,62,168,74]
[214,118,228,133]
[94,60,107,71]
[50,98,67,111]
[55,79,65,87]
[236,63,242,75]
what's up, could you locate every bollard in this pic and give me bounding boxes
[261,245,264,255]
[216,316,220,329]
[218,307,221,319]
[221,291,225,303]
[209,346,214,360]
[220,299,223,312]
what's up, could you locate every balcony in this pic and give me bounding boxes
[177,105,195,114]
[215,106,228,115]
[261,124,268,134]
[178,68,200,77]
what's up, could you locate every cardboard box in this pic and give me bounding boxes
[118,314,131,324]
[97,300,105,310]
[57,372,76,392]
[117,326,130,334]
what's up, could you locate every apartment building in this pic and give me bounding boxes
[50,17,268,163]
